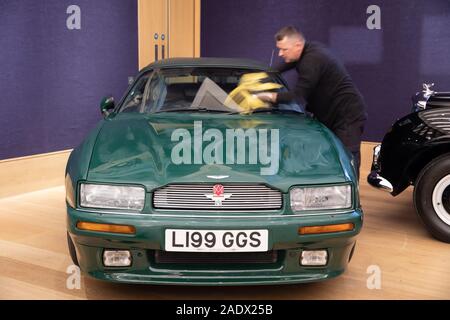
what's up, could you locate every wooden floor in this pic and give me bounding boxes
[1,162,449,299]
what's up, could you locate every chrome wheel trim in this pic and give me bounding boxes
[432,174,450,226]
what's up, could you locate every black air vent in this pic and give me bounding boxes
[154,250,279,264]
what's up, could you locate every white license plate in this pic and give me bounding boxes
[165,229,268,252]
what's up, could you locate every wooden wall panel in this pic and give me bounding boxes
[138,0,200,69]
[0,150,71,199]
[138,0,167,70]
[168,0,195,58]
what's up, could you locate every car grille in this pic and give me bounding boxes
[419,108,450,135]
[154,250,278,264]
[153,184,282,211]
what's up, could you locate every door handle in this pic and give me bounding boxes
[154,33,159,61]
[161,34,166,60]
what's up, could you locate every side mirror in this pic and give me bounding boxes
[100,96,115,117]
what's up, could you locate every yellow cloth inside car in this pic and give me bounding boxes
[225,72,282,114]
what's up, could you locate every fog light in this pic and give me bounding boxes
[300,250,328,266]
[103,250,132,267]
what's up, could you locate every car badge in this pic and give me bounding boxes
[204,184,232,206]
[206,175,229,180]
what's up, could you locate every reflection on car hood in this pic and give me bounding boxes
[87,113,347,192]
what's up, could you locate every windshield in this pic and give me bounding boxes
[118,67,303,114]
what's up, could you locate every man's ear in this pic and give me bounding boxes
[294,40,303,49]
[296,41,305,55]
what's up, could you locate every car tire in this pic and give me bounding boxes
[67,232,80,266]
[414,153,450,243]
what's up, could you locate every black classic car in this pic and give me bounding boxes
[368,83,450,242]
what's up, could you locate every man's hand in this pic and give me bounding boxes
[254,92,277,103]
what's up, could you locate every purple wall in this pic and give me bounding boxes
[201,0,450,142]
[0,0,138,160]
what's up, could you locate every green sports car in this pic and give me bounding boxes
[65,58,362,285]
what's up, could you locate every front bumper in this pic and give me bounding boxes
[367,145,393,193]
[67,207,362,285]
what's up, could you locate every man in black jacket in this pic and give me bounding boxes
[257,26,368,178]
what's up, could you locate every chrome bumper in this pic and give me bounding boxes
[367,145,393,193]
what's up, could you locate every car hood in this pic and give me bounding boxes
[87,113,348,192]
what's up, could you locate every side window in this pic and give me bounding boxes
[120,73,151,113]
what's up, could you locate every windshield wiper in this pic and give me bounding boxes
[153,107,303,115]
[153,107,231,113]
[256,108,303,114]
[226,108,304,115]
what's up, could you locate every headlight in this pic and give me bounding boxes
[290,185,352,211]
[79,183,145,211]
